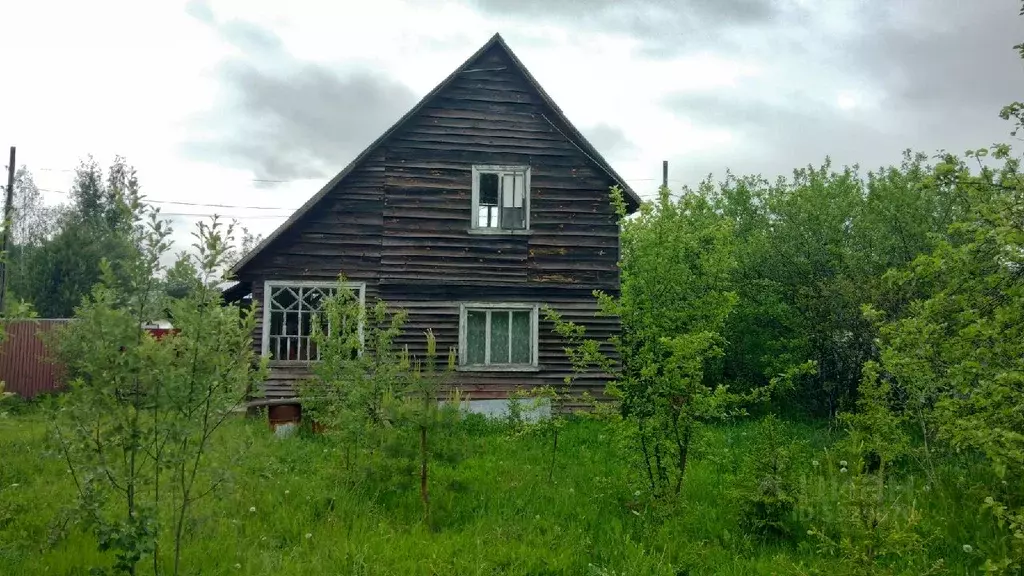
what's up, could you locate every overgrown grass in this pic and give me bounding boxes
[0,406,991,575]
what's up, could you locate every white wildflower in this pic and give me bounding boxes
[249,506,256,513]
[840,467,848,474]
[285,490,290,495]
[812,460,819,467]
[305,533,312,539]
[634,490,641,497]
[234,563,242,569]
[963,544,973,553]
[839,460,848,467]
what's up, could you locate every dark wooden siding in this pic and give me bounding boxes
[381,45,620,289]
[238,151,385,399]
[383,286,618,410]
[237,45,623,406]
[242,287,618,408]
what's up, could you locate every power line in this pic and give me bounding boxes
[36,188,297,212]
[161,212,288,219]
[37,167,302,184]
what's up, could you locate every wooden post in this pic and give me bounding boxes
[662,160,668,190]
[0,146,14,312]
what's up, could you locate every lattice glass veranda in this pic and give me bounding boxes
[267,285,357,361]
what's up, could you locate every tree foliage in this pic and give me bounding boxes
[299,284,461,526]
[10,157,146,318]
[53,209,267,575]
[865,148,1024,572]
[705,155,971,415]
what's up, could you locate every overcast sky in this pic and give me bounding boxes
[2,0,1022,252]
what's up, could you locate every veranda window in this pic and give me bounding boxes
[262,281,365,362]
[458,303,539,370]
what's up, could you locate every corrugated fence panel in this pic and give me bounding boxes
[0,319,69,398]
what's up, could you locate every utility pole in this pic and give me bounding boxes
[0,146,15,313]
[662,160,668,190]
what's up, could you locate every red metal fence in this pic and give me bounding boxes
[0,319,70,399]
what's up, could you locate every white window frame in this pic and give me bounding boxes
[457,302,540,372]
[470,165,531,234]
[261,280,366,363]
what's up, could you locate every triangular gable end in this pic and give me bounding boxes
[232,32,640,275]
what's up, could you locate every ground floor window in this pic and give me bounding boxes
[262,281,365,362]
[458,303,538,369]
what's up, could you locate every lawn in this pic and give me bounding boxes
[0,405,986,575]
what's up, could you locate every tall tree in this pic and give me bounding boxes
[16,156,146,318]
[5,167,60,311]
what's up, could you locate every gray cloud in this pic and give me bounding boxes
[467,0,803,56]
[656,0,1024,183]
[582,123,637,158]
[848,1,1022,114]
[183,7,418,182]
[663,93,893,180]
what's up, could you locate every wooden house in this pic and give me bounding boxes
[227,33,641,417]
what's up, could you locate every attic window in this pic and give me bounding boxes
[471,165,530,231]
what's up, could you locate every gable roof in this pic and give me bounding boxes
[231,33,641,275]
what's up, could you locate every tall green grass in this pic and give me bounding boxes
[0,408,987,575]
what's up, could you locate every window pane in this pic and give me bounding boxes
[501,206,525,230]
[511,311,531,364]
[478,205,500,228]
[467,310,486,364]
[302,288,325,311]
[272,287,298,310]
[490,311,510,364]
[479,173,499,205]
[270,310,283,336]
[501,174,516,207]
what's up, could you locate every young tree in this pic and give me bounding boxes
[54,210,267,575]
[547,185,756,497]
[53,207,173,575]
[397,328,458,527]
[159,218,267,575]
[300,283,409,472]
